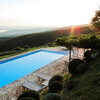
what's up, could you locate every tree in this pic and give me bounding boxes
[55,37,71,63]
[55,36,76,63]
[78,34,100,51]
[88,33,100,51]
[66,35,78,61]
[55,35,79,74]
[78,34,90,49]
[91,10,100,30]
[55,33,100,75]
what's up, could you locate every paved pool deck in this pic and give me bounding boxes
[0,47,84,100]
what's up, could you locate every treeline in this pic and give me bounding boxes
[0,25,96,52]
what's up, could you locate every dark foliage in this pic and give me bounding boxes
[49,81,63,93]
[84,50,92,57]
[0,50,18,56]
[43,93,62,100]
[77,63,87,74]
[17,90,40,100]
[84,56,93,63]
[91,10,100,30]
[48,75,63,85]
[66,80,77,91]
[69,59,84,75]
[14,46,24,51]
[19,97,35,100]
[23,45,30,49]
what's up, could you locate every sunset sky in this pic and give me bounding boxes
[0,0,99,27]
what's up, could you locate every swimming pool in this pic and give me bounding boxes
[0,50,68,88]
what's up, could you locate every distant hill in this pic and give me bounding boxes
[0,27,56,39]
[0,28,57,44]
[0,24,98,52]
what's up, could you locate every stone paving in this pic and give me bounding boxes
[0,47,84,100]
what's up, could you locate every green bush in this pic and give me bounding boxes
[77,63,87,74]
[48,75,63,85]
[49,81,63,93]
[14,46,24,51]
[84,50,92,57]
[43,93,62,100]
[69,59,84,75]
[19,97,35,100]
[17,90,40,100]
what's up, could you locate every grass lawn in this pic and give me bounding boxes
[0,47,39,59]
[62,56,100,100]
[0,46,51,60]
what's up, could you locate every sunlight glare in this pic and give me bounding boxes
[0,0,99,27]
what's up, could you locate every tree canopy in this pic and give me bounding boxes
[55,33,100,50]
[91,10,100,30]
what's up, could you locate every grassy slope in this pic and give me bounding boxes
[62,57,100,100]
[0,47,40,59]
[0,46,59,60]
[0,29,69,52]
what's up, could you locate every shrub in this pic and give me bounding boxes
[0,50,17,56]
[14,46,24,51]
[48,75,63,85]
[43,93,62,100]
[17,90,40,100]
[84,56,93,63]
[49,81,63,93]
[84,50,92,57]
[77,63,87,74]
[47,42,54,47]
[19,97,35,100]
[23,45,30,49]
[69,59,84,75]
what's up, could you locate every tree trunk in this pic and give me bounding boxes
[67,47,71,72]
[67,48,71,79]
[77,48,78,58]
[67,49,70,73]
[69,48,71,63]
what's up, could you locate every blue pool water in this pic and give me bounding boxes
[0,50,67,88]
